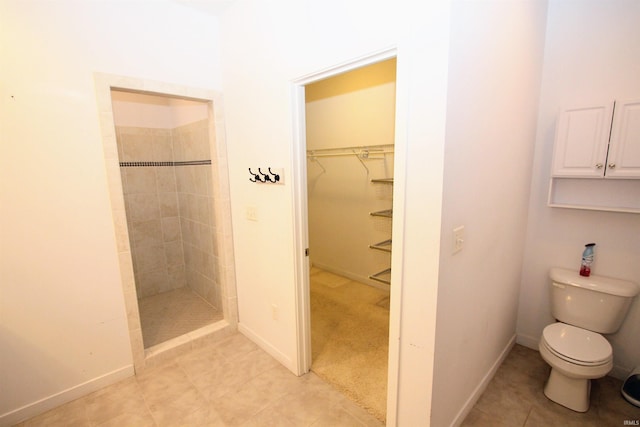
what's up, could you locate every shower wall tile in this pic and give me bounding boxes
[159,193,179,217]
[136,268,168,298]
[124,168,157,195]
[156,168,177,193]
[125,193,161,222]
[136,244,167,273]
[168,265,186,288]
[131,219,163,249]
[116,120,221,309]
[165,241,185,267]
[120,132,154,162]
[161,217,181,242]
[151,130,173,162]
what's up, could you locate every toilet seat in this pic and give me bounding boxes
[542,323,612,366]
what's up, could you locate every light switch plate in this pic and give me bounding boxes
[453,225,465,254]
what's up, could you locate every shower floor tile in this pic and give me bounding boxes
[138,287,223,348]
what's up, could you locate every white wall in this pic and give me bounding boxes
[517,0,640,379]
[111,91,209,129]
[306,60,395,287]
[0,1,222,423]
[432,1,548,425]
[219,0,451,424]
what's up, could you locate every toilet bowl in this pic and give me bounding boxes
[539,322,613,412]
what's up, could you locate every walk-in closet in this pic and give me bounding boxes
[305,58,396,422]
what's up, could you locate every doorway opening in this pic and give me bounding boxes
[94,74,238,371]
[110,89,225,349]
[299,56,397,423]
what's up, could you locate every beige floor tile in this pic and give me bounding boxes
[190,359,253,401]
[136,362,196,406]
[18,399,90,427]
[310,407,368,427]
[337,398,386,427]
[265,382,345,425]
[83,377,150,425]
[17,331,382,427]
[243,408,298,427]
[228,348,282,378]
[164,406,227,427]
[176,342,226,379]
[209,386,271,425]
[215,332,259,360]
[460,407,512,427]
[96,412,157,427]
[464,344,640,427]
[147,387,209,426]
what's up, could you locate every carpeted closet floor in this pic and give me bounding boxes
[310,267,390,422]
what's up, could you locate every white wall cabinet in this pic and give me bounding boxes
[548,99,640,213]
[552,99,640,179]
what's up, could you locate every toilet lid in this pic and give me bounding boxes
[543,323,612,365]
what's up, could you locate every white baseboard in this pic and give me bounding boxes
[0,365,134,427]
[450,335,516,427]
[311,261,389,291]
[516,333,539,350]
[237,323,297,374]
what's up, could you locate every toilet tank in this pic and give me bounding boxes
[550,268,639,334]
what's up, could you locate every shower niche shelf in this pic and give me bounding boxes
[368,177,393,286]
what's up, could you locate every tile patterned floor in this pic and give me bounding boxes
[16,333,383,427]
[462,344,640,427]
[138,287,224,348]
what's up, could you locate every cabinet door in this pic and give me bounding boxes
[551,104,614,178]
[606,99,640,179]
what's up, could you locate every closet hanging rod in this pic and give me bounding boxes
[306,143,394,154]
[307,150,393,158]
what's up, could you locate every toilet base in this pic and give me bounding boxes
[544,368,591,412]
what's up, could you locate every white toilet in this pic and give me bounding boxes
[539,267,639,412]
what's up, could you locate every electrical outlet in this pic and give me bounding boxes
[271,304,279,320]
[246,206,258,221]
[453,226,465,254]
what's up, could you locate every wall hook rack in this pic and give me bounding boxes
[249,167,282,184]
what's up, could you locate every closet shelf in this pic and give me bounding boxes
[369,239,392,252]
[371,178,394,184]
[370,209,392,218]
[369,268,391,285]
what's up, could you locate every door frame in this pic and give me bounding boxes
[289,46,405,422]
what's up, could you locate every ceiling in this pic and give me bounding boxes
[173,0,236,16]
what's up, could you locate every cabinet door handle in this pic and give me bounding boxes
[596,163,603,169]
[608,163,616,168]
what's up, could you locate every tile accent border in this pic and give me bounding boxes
[93,73,238,374]
[119,160,212,167]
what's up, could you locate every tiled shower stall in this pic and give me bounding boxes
[94,74,238,372]
[117,120,221,309]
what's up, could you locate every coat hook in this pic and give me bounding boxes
[258,168,273,182]
[268,167,280,183]
[249,168,260,182]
